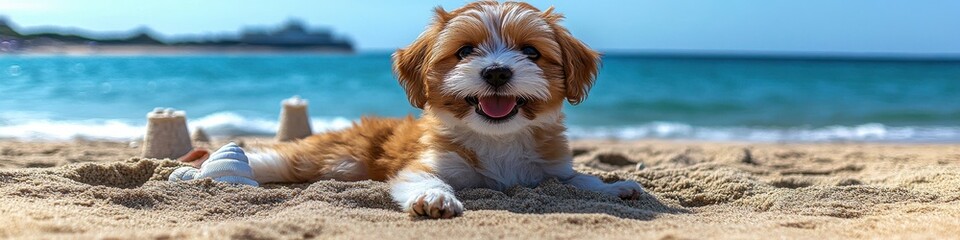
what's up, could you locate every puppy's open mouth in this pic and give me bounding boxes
[465,96,527,121]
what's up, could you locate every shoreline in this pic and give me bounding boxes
[1,44,354,56]
[1,116,957,143]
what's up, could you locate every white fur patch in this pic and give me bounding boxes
[561,173,644,198]
[441,48,549,101]
[247,150,290,183]
[421,149,486,189]
[320,157,368,181]
[538,153,645,198]
[427,115,561,190]
[389,169,463,216]
[433,105,561,137]
[464,108,535,135]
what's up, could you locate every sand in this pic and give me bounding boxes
[1,138,959,239]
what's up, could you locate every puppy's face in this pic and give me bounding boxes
[394,1,599,135]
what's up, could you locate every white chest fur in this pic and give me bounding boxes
[427,130,553,191]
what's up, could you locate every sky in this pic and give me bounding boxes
[1,0,959,55]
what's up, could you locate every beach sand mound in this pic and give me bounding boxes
[1,140,959,239]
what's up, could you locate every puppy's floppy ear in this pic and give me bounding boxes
[542,8,601,105]
[392,7,452,109]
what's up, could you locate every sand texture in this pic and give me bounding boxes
[1,139,959,239]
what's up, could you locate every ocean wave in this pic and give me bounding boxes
[188,112,354,137]
[0,111,354,141]
[568,122,960,142]
[0,119,144,141]
[1,113,958,142]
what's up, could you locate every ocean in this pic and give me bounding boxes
[1,53,958,142]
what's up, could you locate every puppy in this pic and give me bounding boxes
[197,1,644,219]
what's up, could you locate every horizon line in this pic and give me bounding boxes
[356,49,960,61]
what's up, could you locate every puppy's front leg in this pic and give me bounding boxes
[545,162,644,199]
[389,168,464,219]
[565,173,643,199]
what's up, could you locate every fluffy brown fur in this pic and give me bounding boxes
[271,117,427,182]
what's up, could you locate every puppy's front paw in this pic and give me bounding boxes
[602,180,644,200]
[404,189,464,219]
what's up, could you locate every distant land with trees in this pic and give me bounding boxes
[0,17,353,55]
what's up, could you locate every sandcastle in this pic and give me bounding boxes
[191,127,210,143]
[141,108,193,159]
[276,95,313,142]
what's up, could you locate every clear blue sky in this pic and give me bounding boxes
[2,0,958,54]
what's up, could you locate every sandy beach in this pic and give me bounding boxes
[0,138,958,239]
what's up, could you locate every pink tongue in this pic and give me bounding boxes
[478,96,517,118]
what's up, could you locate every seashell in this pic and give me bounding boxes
[168,142,258,186]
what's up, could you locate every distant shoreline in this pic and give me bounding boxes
[2,44,353,56]
[2,18,356,56]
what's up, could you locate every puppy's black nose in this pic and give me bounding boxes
[481,66,512,87]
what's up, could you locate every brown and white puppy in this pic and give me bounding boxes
[234,1,643,219]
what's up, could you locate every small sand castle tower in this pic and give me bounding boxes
[142,108,193,159]
[276,96,313,142]
[191,127,210,143]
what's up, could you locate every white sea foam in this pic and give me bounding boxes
[567,122,960,143]
[189,112,354,137]
[0,111,354,141]
[1,113,958,142]
[0,119,144,141]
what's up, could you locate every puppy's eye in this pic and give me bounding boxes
[521,46,540,60]
[456,46,474,60]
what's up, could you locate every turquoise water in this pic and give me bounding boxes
[1,53,959,142]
